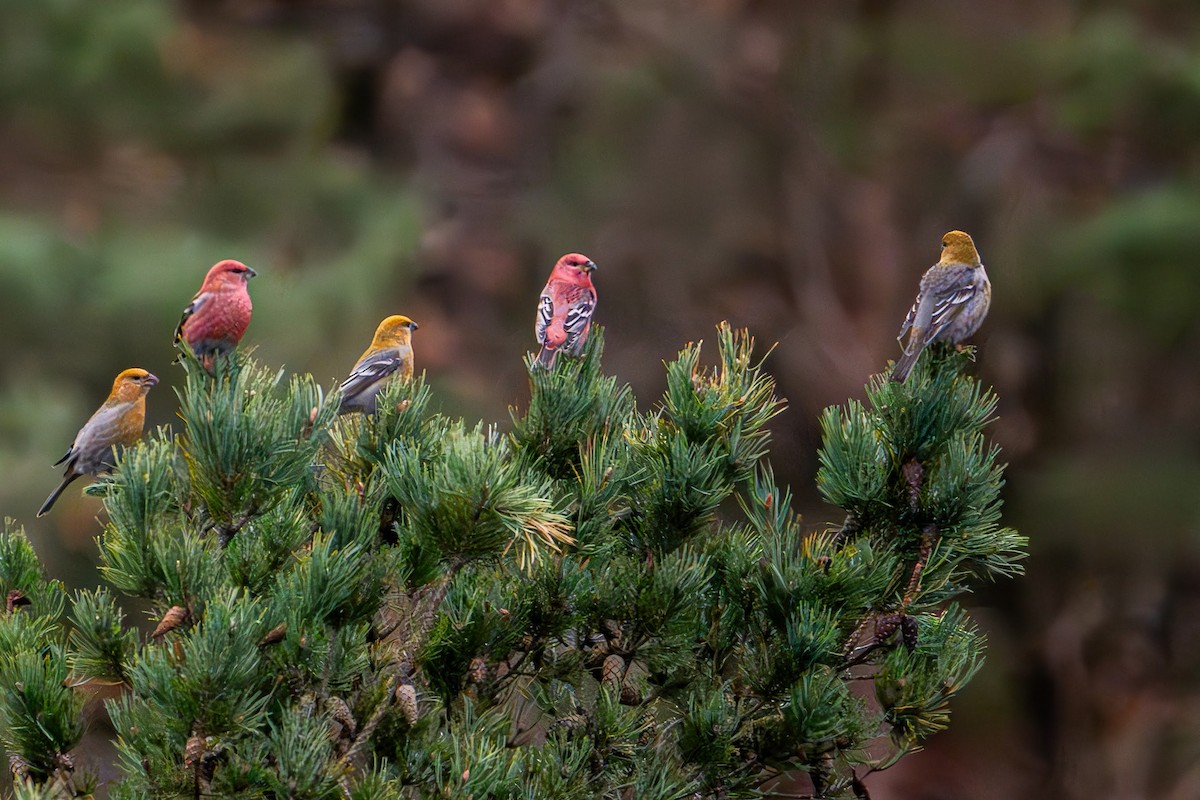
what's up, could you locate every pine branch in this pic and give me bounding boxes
[0,323,1022,799]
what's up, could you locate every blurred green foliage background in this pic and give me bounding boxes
[1,1,1199,797]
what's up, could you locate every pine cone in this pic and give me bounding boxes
[199,751,220,785]
[900,615,919,651]
[601,654,625,687]
[326,696,357,737]
[258,624,287,647]
[901,459,924,510]
[553,713,587,736]
[873,613,902,645]
[184,733,204,770]
[152,606,191,639]
[395,682,418,725]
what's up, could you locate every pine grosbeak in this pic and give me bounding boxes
[534,253,598,370]
[175,259,256,372]
[337,315,419,414]
[38,368,158,517]
[891,231,991,383]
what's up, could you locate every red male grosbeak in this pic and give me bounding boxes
[175,259,256,373]
[534,253,597,370]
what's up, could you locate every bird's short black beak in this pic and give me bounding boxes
[410,321,420,331]
[145,373,160,386]
[245,267,258,278]
[584,260,597,273]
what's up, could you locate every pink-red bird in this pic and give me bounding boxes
[534,253,598,370]
[38,368,158,517]
[174,259,256,372]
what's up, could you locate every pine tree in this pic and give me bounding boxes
[0,325,1024,799]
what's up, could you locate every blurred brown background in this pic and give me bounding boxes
[1,1,1199,797]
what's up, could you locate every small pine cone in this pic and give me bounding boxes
[8,753,28,780]
[379,497,400,544]
[395,682,418,725]
[184,733,205,770]
[901,459,924,511]
[199,752,220,785]
[900,615,919,651]
[302,406,318,438]
[298,692,318,717]
[152,606,191,640]
[601,619,623,645]
[553,713,587,735]
[6,590,29,613]
[601,654,626,688]
[326,696,357,737]
[467,657,488,685]
[873,613,902,645]
[258,624,287,647]
[619,683,641,706]
[587,639,610,662]
[809,752,835,795]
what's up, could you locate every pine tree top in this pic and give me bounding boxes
[1,326,1023,799]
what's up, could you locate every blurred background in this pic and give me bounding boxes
[1,0,1199,796]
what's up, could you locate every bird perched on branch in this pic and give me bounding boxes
[534,253,598,370]
[175,259,256,373]
[337,315,419,414]
[37,368,158,517]
[891,231,991,383]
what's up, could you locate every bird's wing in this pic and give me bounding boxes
[51,446,75,468]
[339,350,403,400]
[174,291,211,344]
[896,298,919,341]
[535,291,554,347]
[926,278,979,343]
[69,401,134,472]
[561,287,597,353]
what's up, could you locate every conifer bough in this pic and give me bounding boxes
[2,325,1023,799]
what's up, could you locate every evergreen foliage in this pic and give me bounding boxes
[0,326,1024,798]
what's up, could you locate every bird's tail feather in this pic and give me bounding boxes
[534,346,557,371]
[37,474,76,518]
[890,347,922,383]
